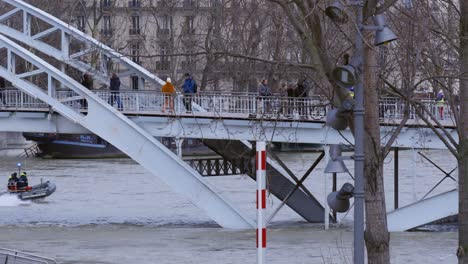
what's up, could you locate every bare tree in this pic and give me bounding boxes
[266,1,403,263]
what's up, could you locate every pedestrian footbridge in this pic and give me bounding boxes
[0,0,459,229]
[0,90,457,149]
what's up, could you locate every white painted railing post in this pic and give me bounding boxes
[256,141,267,264]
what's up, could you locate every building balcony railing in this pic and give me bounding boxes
[100,0,112,9]
[181,61,196,71]
[157,0,175,8]
[156,61,171,71]
[183,0,196,9]
[131,57,141,65]
[128,0,141,8]
[182,28,196,35]
[157,28,170,36]
[100,29,113,36]
[129,28,141,35]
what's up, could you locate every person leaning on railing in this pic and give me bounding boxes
[108,73,123,110]
[161,77,175,113]
[80,73,93,109]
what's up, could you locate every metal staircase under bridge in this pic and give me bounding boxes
[0,0,330,228]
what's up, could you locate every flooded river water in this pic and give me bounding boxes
[0,150,458,263]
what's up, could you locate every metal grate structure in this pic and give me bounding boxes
[188,157,248,176]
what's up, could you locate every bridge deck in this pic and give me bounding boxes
[0,90,457,149]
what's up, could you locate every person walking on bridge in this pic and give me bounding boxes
[162,77,175,113]
[258,79,272,114]
[182,73,197,113]
[436,89,445,120]
[108,73,123,110]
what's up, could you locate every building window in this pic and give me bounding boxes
[129,0,140,8]
[183,16,195,34]
[102,16,112,35]
[131,76,139,90]
[403,0,413,9]
[157,15,171,35]
[130,15,140,35]
[130,42,140,64]
[156,45,170,71]
[77,16,86,32]
[161,45,169,63]
[183,0,195,9]
[182,53,196,71]
[102,0,112,8]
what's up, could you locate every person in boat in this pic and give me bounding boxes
[17,172,29,190]
[7,172,18,191]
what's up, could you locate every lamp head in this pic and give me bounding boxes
[327,183,354,212]
[325,0,348,24]
[325,100,353,131]
[326,108,349,131]
[17,163,21,167]
[324,158,349,173]
[373,14,398,46]
[324,145,348,173]
[332,65,357,88]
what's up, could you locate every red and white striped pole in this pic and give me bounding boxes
[256,141,267,264]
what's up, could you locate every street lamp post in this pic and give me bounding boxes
[353,4,366,264]
[325,1,397,263]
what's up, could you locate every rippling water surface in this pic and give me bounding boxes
[0,150,458,263]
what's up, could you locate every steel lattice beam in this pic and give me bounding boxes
[0,33,254,229]
[0,0,164,89]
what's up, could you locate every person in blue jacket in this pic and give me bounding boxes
[182,73,197,113]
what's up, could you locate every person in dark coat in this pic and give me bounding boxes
[257,79,272,114]
[286,83,296,117]
[80,73,93,109]
[7,172,18,191]
[17,172,28,190]
[0,77,6,107]
[182,73,197,113]
[108,73,123,110]
[295,79,308,117]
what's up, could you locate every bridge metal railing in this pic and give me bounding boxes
[0,89,457,123]
[0,248,57,264]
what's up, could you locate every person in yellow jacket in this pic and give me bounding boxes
[161,77,175,113]
[436,90,445,120]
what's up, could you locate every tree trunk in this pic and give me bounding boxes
[363,43,390,263]
[458,1,468,263]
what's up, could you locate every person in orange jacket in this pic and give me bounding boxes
[161,77,175,113]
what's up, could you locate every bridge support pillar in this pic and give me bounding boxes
[202,139,327,223]
[175,138,184,158]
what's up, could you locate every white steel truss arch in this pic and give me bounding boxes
[0,0,164,89]
[0,33,254,229]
